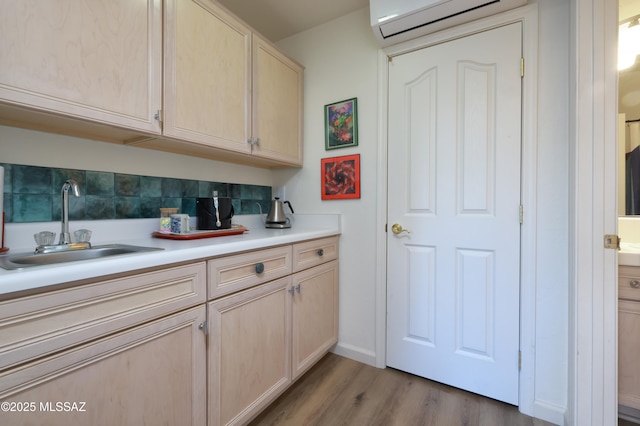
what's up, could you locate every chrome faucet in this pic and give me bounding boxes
[59,179,80,245]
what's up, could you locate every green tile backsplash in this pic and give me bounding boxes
[1,163,272,223]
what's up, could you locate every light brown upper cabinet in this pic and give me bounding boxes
[163,0,252,156]
[251,34,304,166]
[162,0,303,167]
[0,0,163,138]
[0,0,303,167]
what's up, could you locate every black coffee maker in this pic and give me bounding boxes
[196,192,234,230]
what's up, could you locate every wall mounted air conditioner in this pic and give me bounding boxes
[370,0,527,46]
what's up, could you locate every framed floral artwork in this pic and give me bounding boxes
[321,154,361,200]
[324,98,358,150]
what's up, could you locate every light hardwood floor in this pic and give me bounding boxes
[250,353,554,426]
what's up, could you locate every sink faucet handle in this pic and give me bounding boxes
[74,229,92,243]
[34,231,56,246]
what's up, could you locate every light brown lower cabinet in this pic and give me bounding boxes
[0,305,207,426]
[619,299,640,411]
[0,236,338,426]
[619,266,640,419]
[208,238,339,426]
[292,260,339,380]
[208,276,293,426]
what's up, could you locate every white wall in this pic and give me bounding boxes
[274,8,382,364]
[276,2,569,423]
[0,125,274,185]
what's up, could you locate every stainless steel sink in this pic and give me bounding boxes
[0,244,163,270]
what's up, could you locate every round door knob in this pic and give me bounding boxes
[631,280,640,289]
[317,248,324,257]
[391,224,410,235]
[255,263,265,274]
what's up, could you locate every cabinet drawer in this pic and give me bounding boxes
[293,236,339,273]
[619,266,640,301]
[208,245,292,298]
[0,262,206,372]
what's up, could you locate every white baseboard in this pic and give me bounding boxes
[331,342,378,368]
[532,399,565,425]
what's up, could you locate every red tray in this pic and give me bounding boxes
[152,225,247,240]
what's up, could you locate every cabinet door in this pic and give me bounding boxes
[291,260,339,379]
[620,299,640,410]
[251,34,304,166]
[0,0,162,134]
[0,306,207,426]
[164,0,251,154]
[208,276,292,426]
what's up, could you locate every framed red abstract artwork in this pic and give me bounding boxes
[321,154,361,200]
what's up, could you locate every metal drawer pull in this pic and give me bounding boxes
[288,285,302,295]
[317,248,324,257]
[198,322,208,335]
[255,262,265,274]
[631,280,640,289]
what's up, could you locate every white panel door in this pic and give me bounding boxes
[386,22,523,405]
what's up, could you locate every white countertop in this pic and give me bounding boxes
[620,242,640,267]
[0,214,341,297]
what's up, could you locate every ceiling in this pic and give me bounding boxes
[620,0,639,22]
[216,0,640,43]
[216,0,370,42]
[219,0,639,43]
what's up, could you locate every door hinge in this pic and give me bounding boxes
[385,223,388,233]
[520,58,525,78]
[604,234,620,250]
[388,55,393,63]
[519,205,523,224]
[518,351,522,370]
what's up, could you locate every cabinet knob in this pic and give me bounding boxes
[631,280,640,289]
[198,322,208,335]
[255,263,265,274]
[317,248,324,257]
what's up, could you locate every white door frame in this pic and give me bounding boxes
[375,3,540,418]
[568,0,618,425]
